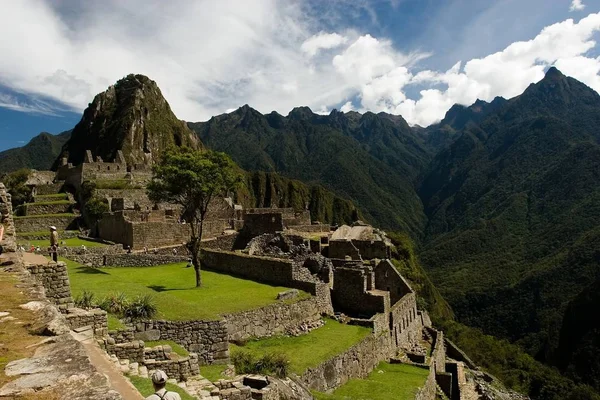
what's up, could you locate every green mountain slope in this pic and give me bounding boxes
[556,274,600,392]
[189,105,431,236]
[238,171,358,225]
[419,68,600,361]
[0,130,71,173]
[53,74,200,169]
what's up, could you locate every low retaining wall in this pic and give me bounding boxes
[224,296,322,342]
[14,215,79,232]
[103,254,189,267]
[65,308,108,337]
[301,332,395,392]
[20,202,72,216]
[105,340,145,363]
[26,261,74,311]
[145,354,200,382]
[134,320,229,364]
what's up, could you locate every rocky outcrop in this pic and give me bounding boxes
[53,74,200,169]
[0,183,16,252]
[0,334,122,399]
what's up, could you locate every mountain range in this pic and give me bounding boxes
[1,67,599,397]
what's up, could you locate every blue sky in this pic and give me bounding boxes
[1,0,599,152]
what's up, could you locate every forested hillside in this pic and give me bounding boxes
[0,130,71,172]
[419,67,600,361]
[189,105,431,237]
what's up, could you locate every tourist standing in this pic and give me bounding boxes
[49,226,58,262]
[145,370,181,400]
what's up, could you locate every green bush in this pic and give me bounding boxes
[232,350,289,378]
[98,292,129,315]
[124,294,157,320]
[84,196,109,222]
[74,290,96,309]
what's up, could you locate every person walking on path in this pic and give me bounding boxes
[49,226,59,262]
[145,370,181,400]
[0,215,5,256]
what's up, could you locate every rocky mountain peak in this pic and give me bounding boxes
[52,74,200,169]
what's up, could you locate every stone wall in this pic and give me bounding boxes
[20,202,72,216]
[200,249,334,315]
[14,214,79,233]
[0,183,16,252]
[65,308,108,337]
[352,239,390,260]
[429,327,446,374]
[415,365,437,400]
[145,354,200,382]
[224,296,323,342]
[35,182,64,195]
[131,221,190,248]
[300,331,395,392]
[201,233,239,251]
[201,249,294,287]
[103,254,189,267]
[331,267,388,318]
[134,320,229,364]
[26,261,74,311]
[328,240,361,260]
[108,328,136,344]
[243,212,284,236]
[97,212,133,246]
[374,259,413,305]
[105,340,145,363]
[389,293,420,349]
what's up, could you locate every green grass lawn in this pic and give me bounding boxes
[65,259,308,320]
[200,364,229,382]
[19,237,107,248]
[144,340,189,357]
[128,376,195,400]
[230,319,371,375]
[312,362,430,400]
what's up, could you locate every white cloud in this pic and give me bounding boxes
[1,2,600,129]
[570,0,586,12]
[301,32,348,57]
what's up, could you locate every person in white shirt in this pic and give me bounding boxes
[145,370,181,400]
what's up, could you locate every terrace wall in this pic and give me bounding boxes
[224,296,323,342]
[14,214,79,232]
[64,308,108,337]
[26,261,74,311]
[415,365,437,400]
[300,331,395,392]
[200,249,334,315]
[134,320,229,364]
[102,254,189,267]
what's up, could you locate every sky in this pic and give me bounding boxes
[1,0,600,151]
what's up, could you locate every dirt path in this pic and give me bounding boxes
[73,333,145,400]
[14,251,145,400]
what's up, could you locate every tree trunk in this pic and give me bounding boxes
[191,237,202,287]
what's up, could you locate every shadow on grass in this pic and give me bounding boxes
[147,285,188,293]
[74,266,109,275]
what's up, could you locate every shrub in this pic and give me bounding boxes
[231,350,289,378]
[124,294,157,320]
[74,290,96,309]
[231,350,257,375]
[84,196,109,223]
[98,292,129,316]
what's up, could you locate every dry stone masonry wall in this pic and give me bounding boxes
[26,261,74,311]
[65,308,108,337]
[224,296,323,342]
[134,320,229,364]
[0,183,16,252]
